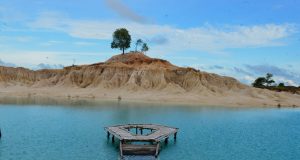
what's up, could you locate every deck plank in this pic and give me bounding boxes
[105,124,178,157]
[105,124,178,142]
[122,144,157,155]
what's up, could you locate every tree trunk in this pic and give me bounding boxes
[122,48,124,55]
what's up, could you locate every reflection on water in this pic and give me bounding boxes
[123,155,157,160]
[0,96,117,107]
[0,97,300,160]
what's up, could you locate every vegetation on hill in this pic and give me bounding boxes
[111,28,150,54]
[252,73,300,94]
[141,43,149,54]
[111,28,131,54]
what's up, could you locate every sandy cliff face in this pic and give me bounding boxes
[0,53,299,107]
[0,53,245,92]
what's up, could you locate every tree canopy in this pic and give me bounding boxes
[110,28,150,55]
[111,28,131,54]
[252,73,299,94]
[265,73,275,86]
[252,73,275,88]
[141,43,149,53]
[135,39,143,52]
[252,77,267,88]
[278,83,285,88]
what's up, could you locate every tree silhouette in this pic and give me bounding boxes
[141,43,149,53]
[252,77,266,88]
[278,83,285,88]
[135,39,143,52]
[252,73,275,88]
[265,73,275,87]
[111,28,131,54]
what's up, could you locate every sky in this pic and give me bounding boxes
[0,0,300,86]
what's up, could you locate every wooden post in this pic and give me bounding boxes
[174,132,177,140]
[140,128,143,135]
[112,136,114,143]
[119,141,123,158]
[155,143,160,158]
[164,138,169,144]
[107,132,110,139]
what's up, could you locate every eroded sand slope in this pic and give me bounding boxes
[0,53,299,107]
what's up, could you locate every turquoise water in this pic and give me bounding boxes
[0,99,300,160]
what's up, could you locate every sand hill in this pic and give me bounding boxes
[0,52,299,107]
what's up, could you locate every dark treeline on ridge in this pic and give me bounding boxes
[252,73,300,94]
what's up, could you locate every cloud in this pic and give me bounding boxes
[233,67,253,76]
[104,0,148,24]
[240,75,256,84]
[74,41,97,46]
[208,65,224,70]
[39,40,96,47]
[0,6,26,23]
[0,59,64,70]
[244,64,300,86]
[28,12,296,54]
[0,50,105,67]
[34,63,64,70]
[150,36,169,45]
[0,59,16,67]
[275,76,299,86]
[40,40,64,46]
[191,64,225,71]
[0,36,34,43]
[245,64,298,79]
[200,64,300,86]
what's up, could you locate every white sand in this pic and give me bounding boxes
[0,85,299,107]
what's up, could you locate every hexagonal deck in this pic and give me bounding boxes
[105,124,178,157]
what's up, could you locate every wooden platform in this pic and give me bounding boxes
[122,144,157,155]
[105,124,178,158]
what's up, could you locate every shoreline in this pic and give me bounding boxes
[1,53,299,108]
[0,86,299,108]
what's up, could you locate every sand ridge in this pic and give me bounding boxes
[0,52,299,107]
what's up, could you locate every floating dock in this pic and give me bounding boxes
[105,124,178,158]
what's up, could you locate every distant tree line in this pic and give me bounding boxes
[111,28,149,54]
[252,73,275,88]
[252,73,299,94]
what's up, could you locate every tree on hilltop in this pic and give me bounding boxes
[141,43,149,54]
[252,73,275,88]
[252,77,267,88]
[111,28,131,54]
[265,73,275,87]
[278,83,285,88]
[135,39,143,52]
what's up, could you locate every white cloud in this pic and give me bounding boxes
[104,0,148,24]
[28,12,296,54]
[0,51,60,66]
[242,75,256,84]
[74,41,97,46]
[0,50,106,68]
[274,76,299,86]
[40,40,64,46]
[34,63,64,70]
[0,36,34,42]
[0,59,16,67]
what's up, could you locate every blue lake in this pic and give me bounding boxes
[0,98,300,160]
